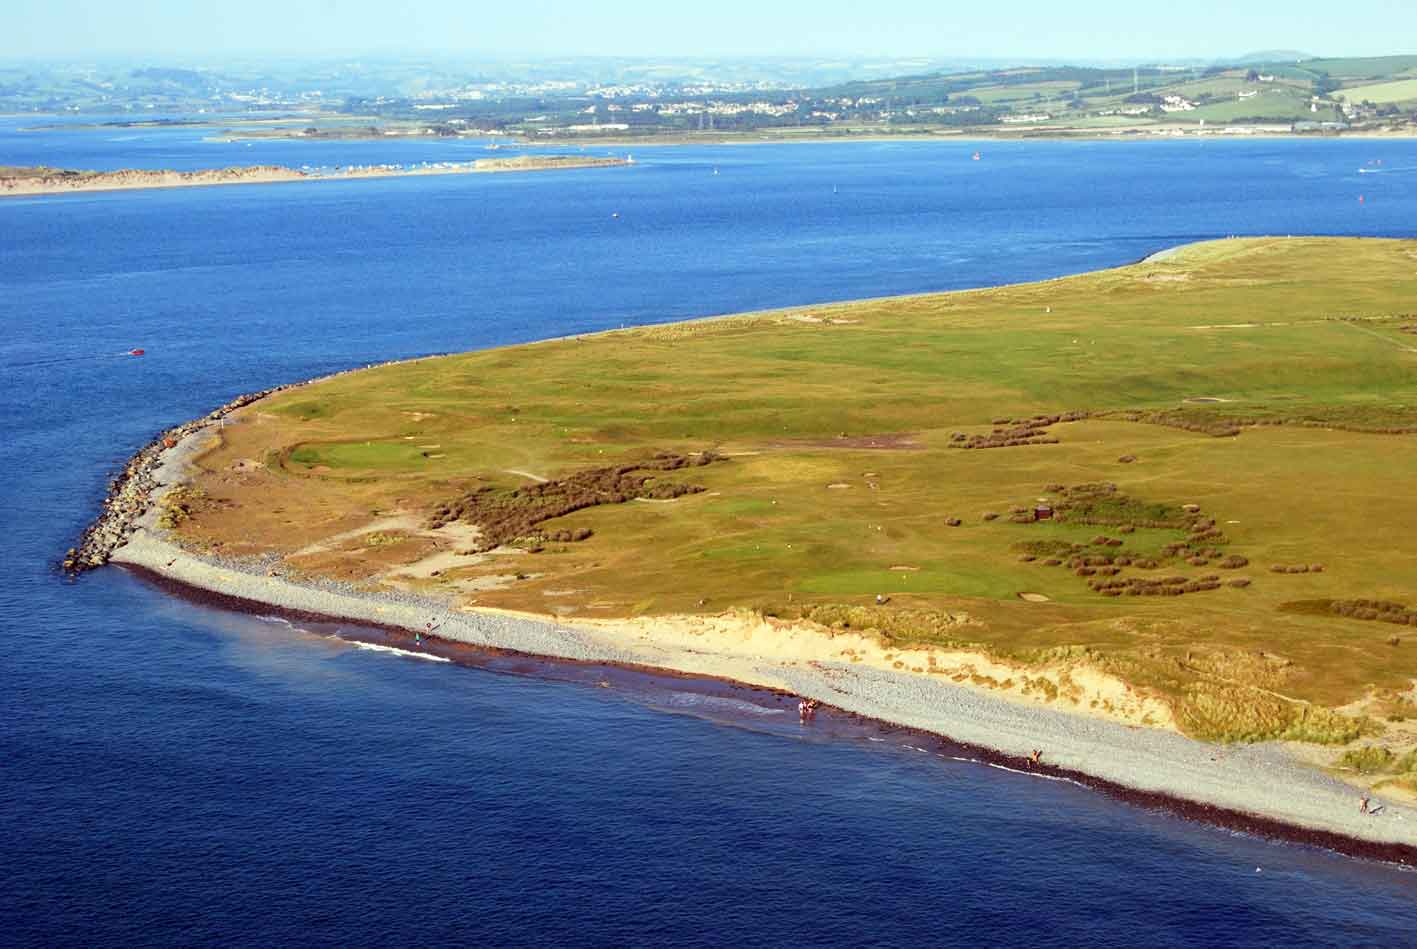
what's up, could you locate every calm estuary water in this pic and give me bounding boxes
[3,120,1417,945]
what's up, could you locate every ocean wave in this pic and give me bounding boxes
[345,640,450,663]
[987,762,1086,787]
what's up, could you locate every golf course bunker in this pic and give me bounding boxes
[1017,592,1051,603]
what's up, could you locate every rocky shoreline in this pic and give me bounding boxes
[65,386,292,572]
[66,348,464,573]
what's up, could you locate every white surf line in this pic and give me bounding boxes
[987,762,1086,786]
[505,468,549,483]
[342,639,451,663]
[1339,320,1417,354]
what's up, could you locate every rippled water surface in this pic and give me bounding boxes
[3,121,1416,945]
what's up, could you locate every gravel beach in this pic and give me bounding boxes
[110,526,1417,858]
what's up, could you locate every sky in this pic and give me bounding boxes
[5,0,1417,62]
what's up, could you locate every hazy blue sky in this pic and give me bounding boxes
[6,0,1416,60]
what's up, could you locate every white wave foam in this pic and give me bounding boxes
[345,640,450,663]
[987,762,1085,787]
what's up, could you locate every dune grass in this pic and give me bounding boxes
[178,237,1417,742]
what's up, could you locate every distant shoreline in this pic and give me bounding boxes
[23,114,1416,147]
[0,155,632,198]
[516,127,1417,148]
[204,122,1417,148]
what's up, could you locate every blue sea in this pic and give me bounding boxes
[3,118,1417,945]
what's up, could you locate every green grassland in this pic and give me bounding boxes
[1304,55,1417,81]
[957,80,1083,105]
[1187,88,1338,124]
[190,238,1417,743]
[1167,73,1308,98]
[1336,78,1417,106]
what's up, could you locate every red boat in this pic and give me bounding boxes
[126,348,145,356]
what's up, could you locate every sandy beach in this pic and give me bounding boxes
[0,155,632,198]
[88,392,1417,863]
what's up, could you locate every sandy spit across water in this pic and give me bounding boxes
[0,156,632,198]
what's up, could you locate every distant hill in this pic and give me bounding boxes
[5,52,1415,137]
[1232,50,1314,65]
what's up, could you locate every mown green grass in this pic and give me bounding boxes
[196,237,1417,741]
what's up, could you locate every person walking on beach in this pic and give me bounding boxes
[418,614,443,646]
[1029,749,1043,768]
[1360,794,1370,815]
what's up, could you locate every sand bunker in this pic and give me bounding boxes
[388,548,484,580]
[290,513,422,558]
[1191,323,1260,330]
[1018,592,1051,603]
